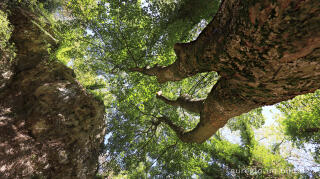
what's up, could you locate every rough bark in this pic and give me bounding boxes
[156,91,204,113]
[133,0,320,143]
[0,4,106,178]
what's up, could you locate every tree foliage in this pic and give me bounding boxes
[51,0,320,177]
[0,8,14,59]
[9,0,320,178]
[277,90,320,163]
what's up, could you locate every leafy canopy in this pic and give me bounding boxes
[25,0,320,177]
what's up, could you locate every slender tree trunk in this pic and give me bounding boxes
[133,0,320,143]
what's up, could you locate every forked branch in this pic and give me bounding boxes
[132,0,320,144]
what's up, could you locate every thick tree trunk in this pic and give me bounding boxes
[0,4,106,178]
[133,0,320,143]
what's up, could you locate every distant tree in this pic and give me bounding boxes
[277,90,320,164]
[201,121,297,178]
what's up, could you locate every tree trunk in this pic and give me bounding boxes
[133,0,320,143]
[0,4,106,178]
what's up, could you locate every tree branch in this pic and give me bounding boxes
[156,78,257,144]
[158,116,186,137]
[133,0,320,144]
[129,0,230,83]
[156,91,204,113]
[129,62,192,83]
[129,42,214,83]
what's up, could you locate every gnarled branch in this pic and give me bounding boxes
[134,0,320,143]
[156,91,204,113]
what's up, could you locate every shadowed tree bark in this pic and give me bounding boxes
[0,2,106,178]
[131,0,320,143]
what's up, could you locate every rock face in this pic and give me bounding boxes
[0,4,106,178]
